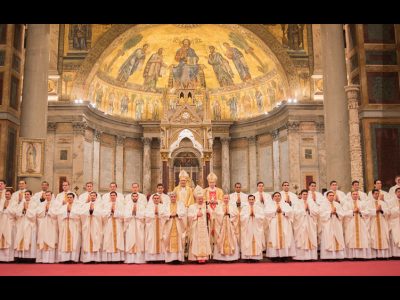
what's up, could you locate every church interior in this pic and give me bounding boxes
[0,24,399,195]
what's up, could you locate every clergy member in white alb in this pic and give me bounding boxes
[124,182,148,207]
[346,180,367,202]
[14,190,38,260]
[102,191,125,262]
[148,183,170,206]
[101,182,125,206]
[307,181,324,248]
[229,182,248,209]
[240,194,265,261]
[229,182,247,250]
[367,179,390,202]
[145,193,165,262]
[124,192,146,264]
[0,189,15,262]
[324,181,347,206]
[214,194,240,261]
[33,181,54,205]
[79,182,100,206]
[319,191,345,260]
[36,191,59,263]
[265,192,296,260]
[368,189,391,258]
[10,180,27,209]
[188,186,212,263]
[80,192,104,263]
[280,181,299,208]
[54,181,77,211]
[252,181,271,252]
[388,175,400,198]
[161,192,187,263]
[57,193,81,262]
[292,189,318,261]
[342,190,372,259]
[389,187,400,257]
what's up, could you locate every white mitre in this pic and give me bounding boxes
[193,185,204,199]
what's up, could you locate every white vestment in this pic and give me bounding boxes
[307,190,325,248]
[148,193,171,206]
[265,201,296,258]
[213,203,240,261]
[10,189,26,209]
[187,203,212,261]
[280,191,300,208]
[229,192,248,208]
[161,201,187,262]
[324,190,348,206]
[388,184,400,199]
[346,191,368,202]
[101,192,125,207]
[33,191,55,205]
[292,199,319,260]
[124,200,146,264]
[252,191,271,251]
[102,201,125,261]
[389,197,400,257]
[36,200,59,263]
[367,199,391,258]
[240,204,265,260]
[14,200,38,259]
[319,200,345,259]
[78,192,101,207]
[80,201,104,262]
[144,202,165,261]
[57,202,81,262]
[342,199,373,259]
[0,197,15,261]
[124,192,148,207]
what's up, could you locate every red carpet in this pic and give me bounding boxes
[1,260,400,276]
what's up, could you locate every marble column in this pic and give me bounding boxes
[72,121,87,194]
[321,24,351,192]
[221,137,231,193]
[248,136,257,191]
[142,137,152,195]
[345,85,364,190]
[19,24,50,191]
[93,130,101,191]
[115,136,125,192]
[272,130,280,191]
[316,122,327,189]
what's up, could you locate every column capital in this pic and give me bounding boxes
[142,137,152,146]
[47,122,56,132]
[94,129,102,142]
[116,135,126,146]
[271,129,279,140]
[72,121,88,135]
[285,121,300,132]
[247,136,257,145]
[315,122,324,132]
[220,137,231,145]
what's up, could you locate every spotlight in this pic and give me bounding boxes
[293,98,298,103]
[288,98,293,103]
